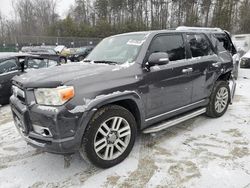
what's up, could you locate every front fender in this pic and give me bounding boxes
[68,90,143,113]
[68,90,145,148]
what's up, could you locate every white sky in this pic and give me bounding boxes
[0,0,75,19]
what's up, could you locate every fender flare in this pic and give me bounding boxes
[72,91,145,147]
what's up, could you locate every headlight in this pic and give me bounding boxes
[34,86,74,106]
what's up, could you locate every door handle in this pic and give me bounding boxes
[212,62,222,68]
[182,68,193,73]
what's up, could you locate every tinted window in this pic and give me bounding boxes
[149,34,185,61]
[187,34,214,57]
[0,59,18,74]
[214,33,232,52]
[26,58,47,69]
[209,34,227,53]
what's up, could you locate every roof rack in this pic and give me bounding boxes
[176,26,223,32]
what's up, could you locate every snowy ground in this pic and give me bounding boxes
[0,69,250,188]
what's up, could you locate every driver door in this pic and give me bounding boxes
[144,34,194,123]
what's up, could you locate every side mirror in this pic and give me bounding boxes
[147,52,169,67]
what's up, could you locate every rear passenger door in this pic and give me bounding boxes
[144,34,194,122]
[185,33,218,103]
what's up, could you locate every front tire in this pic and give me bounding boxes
[80,105,137,168]
[206,81,230,118]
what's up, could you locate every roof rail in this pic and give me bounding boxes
[176,26,223,32]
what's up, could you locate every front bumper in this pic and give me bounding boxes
[10,91,93,154]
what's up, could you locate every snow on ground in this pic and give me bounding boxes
[0,69,250,188]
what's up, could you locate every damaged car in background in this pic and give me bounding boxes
[0,52,60,105]
[10,30,236,168]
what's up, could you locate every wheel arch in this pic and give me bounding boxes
[78,91,145,134]
[216,71,232,81]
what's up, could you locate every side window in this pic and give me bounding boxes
[187,34,214,57]
[149,34,186,61]
[210,34,227,53]
[26,58,47,69]
[0,58,19,74]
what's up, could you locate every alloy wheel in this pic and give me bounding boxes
[215,87,229,113]
[94,117,131,161]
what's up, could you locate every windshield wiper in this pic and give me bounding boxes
[83,59,119,65]
[93,60,118,65]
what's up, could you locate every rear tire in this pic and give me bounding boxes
[206,81,230,118]
[80,105,137,168]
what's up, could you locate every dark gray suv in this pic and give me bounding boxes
[10,30,236,168]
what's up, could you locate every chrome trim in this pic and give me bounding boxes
[145,100,206,122]
[0,70,19,76]
[143,108,206,134]
[33,124,53,137]
[159,58,169,62]
[12,85,25,98]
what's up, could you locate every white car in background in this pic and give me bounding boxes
[232,34,250,57]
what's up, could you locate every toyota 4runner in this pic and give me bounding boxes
[10,30,236,168]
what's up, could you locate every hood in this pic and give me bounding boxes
[13,62,117,88]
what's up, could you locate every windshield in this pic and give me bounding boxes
[86,33,148,64]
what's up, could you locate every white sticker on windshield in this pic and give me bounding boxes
[127,39,144,46]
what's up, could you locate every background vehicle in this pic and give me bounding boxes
[54,45,71,57]
[240,50,250,68]
[232,34,250,56]
[0,52,60,105]
[176,26,239,79]
[68,46,94,62]
[10,30,235,168]
[21,46,68,63]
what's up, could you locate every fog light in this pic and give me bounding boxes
[33,124,52,137]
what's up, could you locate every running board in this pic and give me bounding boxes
[143,108,206,134]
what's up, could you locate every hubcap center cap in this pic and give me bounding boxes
[108,133,117,143]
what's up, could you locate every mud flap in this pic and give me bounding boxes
[229,75,236,104]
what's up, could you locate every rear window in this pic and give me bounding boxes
[187,34,214,57]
